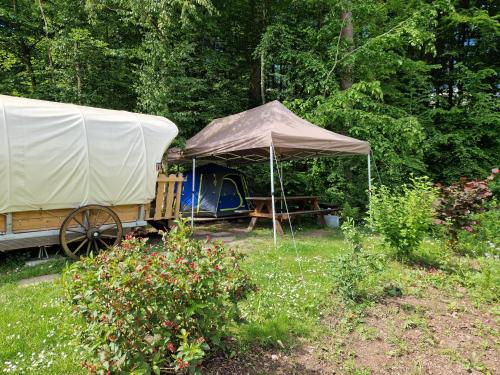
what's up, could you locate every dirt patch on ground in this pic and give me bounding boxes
[204,288,499,374]
[342,290,499,374]
[204,341,337,375]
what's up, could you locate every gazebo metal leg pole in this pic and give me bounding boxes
[368,152,372,195]
[270,144,277,246]
[191,158,196,229]
[368,152,372,221]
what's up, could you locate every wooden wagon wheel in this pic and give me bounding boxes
[59,205,123,259]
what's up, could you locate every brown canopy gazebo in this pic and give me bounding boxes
[168,100,371,244]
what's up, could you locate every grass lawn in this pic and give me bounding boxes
[0,253,69,286]
[0,282,83,374]
[0,224,498,374]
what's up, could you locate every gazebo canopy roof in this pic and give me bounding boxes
[168,100,370,164]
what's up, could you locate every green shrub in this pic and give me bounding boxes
[457,202,499,257]
[368,177,436,259]
[332,218,385,303]
[341,202,360,223]
[63,220,255,374]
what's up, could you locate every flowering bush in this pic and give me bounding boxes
[63,220,255,374]
[368,177,436,259]
[435,169,497,248]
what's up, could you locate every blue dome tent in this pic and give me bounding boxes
[180,163,250,217]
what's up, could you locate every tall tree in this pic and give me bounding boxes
[0,0,497,209]
[339,9,353,90]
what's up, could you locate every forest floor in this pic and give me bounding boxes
[0,222,498,375]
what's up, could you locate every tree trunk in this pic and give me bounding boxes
[75,42,82,103]
[20,43,36,90]
[448,58,454,108]
[37,0,54,70]
[248,0,266,106]
[250,61,261,106]
[260,1,266,104]
[340,10,353,90]
[260,47,266,104]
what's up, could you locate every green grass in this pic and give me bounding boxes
[0,226,498,374]
[0,254,70,286]
[0,282,83,374]
[235,231,345,347]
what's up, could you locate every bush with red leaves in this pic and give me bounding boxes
[435,169,498,246]
[63,219,255,374]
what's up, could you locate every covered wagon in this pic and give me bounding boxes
[0,95,184,258]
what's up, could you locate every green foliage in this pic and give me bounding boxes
[62,220,255,374]
[0,0,498,207]
[443,256,500,304]
[369,177,436,259]
[457,202,500,257]
[341,217,363,252]
[435,171,497,247]
[341,202,360,223]
[332,218,385,303]
[1,228,499,374]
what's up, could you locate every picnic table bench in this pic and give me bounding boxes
[246,196,336,235]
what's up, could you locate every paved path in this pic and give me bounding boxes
[17,274,60,287]
[193,231,236,243]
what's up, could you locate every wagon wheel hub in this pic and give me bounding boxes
[59,205,123,260]
[88,229,101,239]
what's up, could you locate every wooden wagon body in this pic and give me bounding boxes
[0,95,183,257]
[0,174,184,252]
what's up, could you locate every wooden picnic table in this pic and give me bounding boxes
[246,196,335,235]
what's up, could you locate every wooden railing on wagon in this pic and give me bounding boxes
[145,174,185,220]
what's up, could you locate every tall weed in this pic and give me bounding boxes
[332,218,385,304]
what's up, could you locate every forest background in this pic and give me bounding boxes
[1,0,498,210]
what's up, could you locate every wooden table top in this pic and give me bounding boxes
[246,196,319,201]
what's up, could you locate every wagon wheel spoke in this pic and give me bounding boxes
[73,238,89,255]
[97,212,112,226]
[93,239,100,253]
[94,212,111,228]
[101,234,118,239]
[93,208,101,227]
[66,235,86,244]
[83,210,90,226]
[99,224,117,233]
[86,239,92,256]
[71,216,87,231]
[97,237,110,249]
[103,213,112,225]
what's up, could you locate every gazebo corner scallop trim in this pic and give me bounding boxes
[0,95,178,214]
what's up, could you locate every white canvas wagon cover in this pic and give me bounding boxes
[0,95,178,214]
